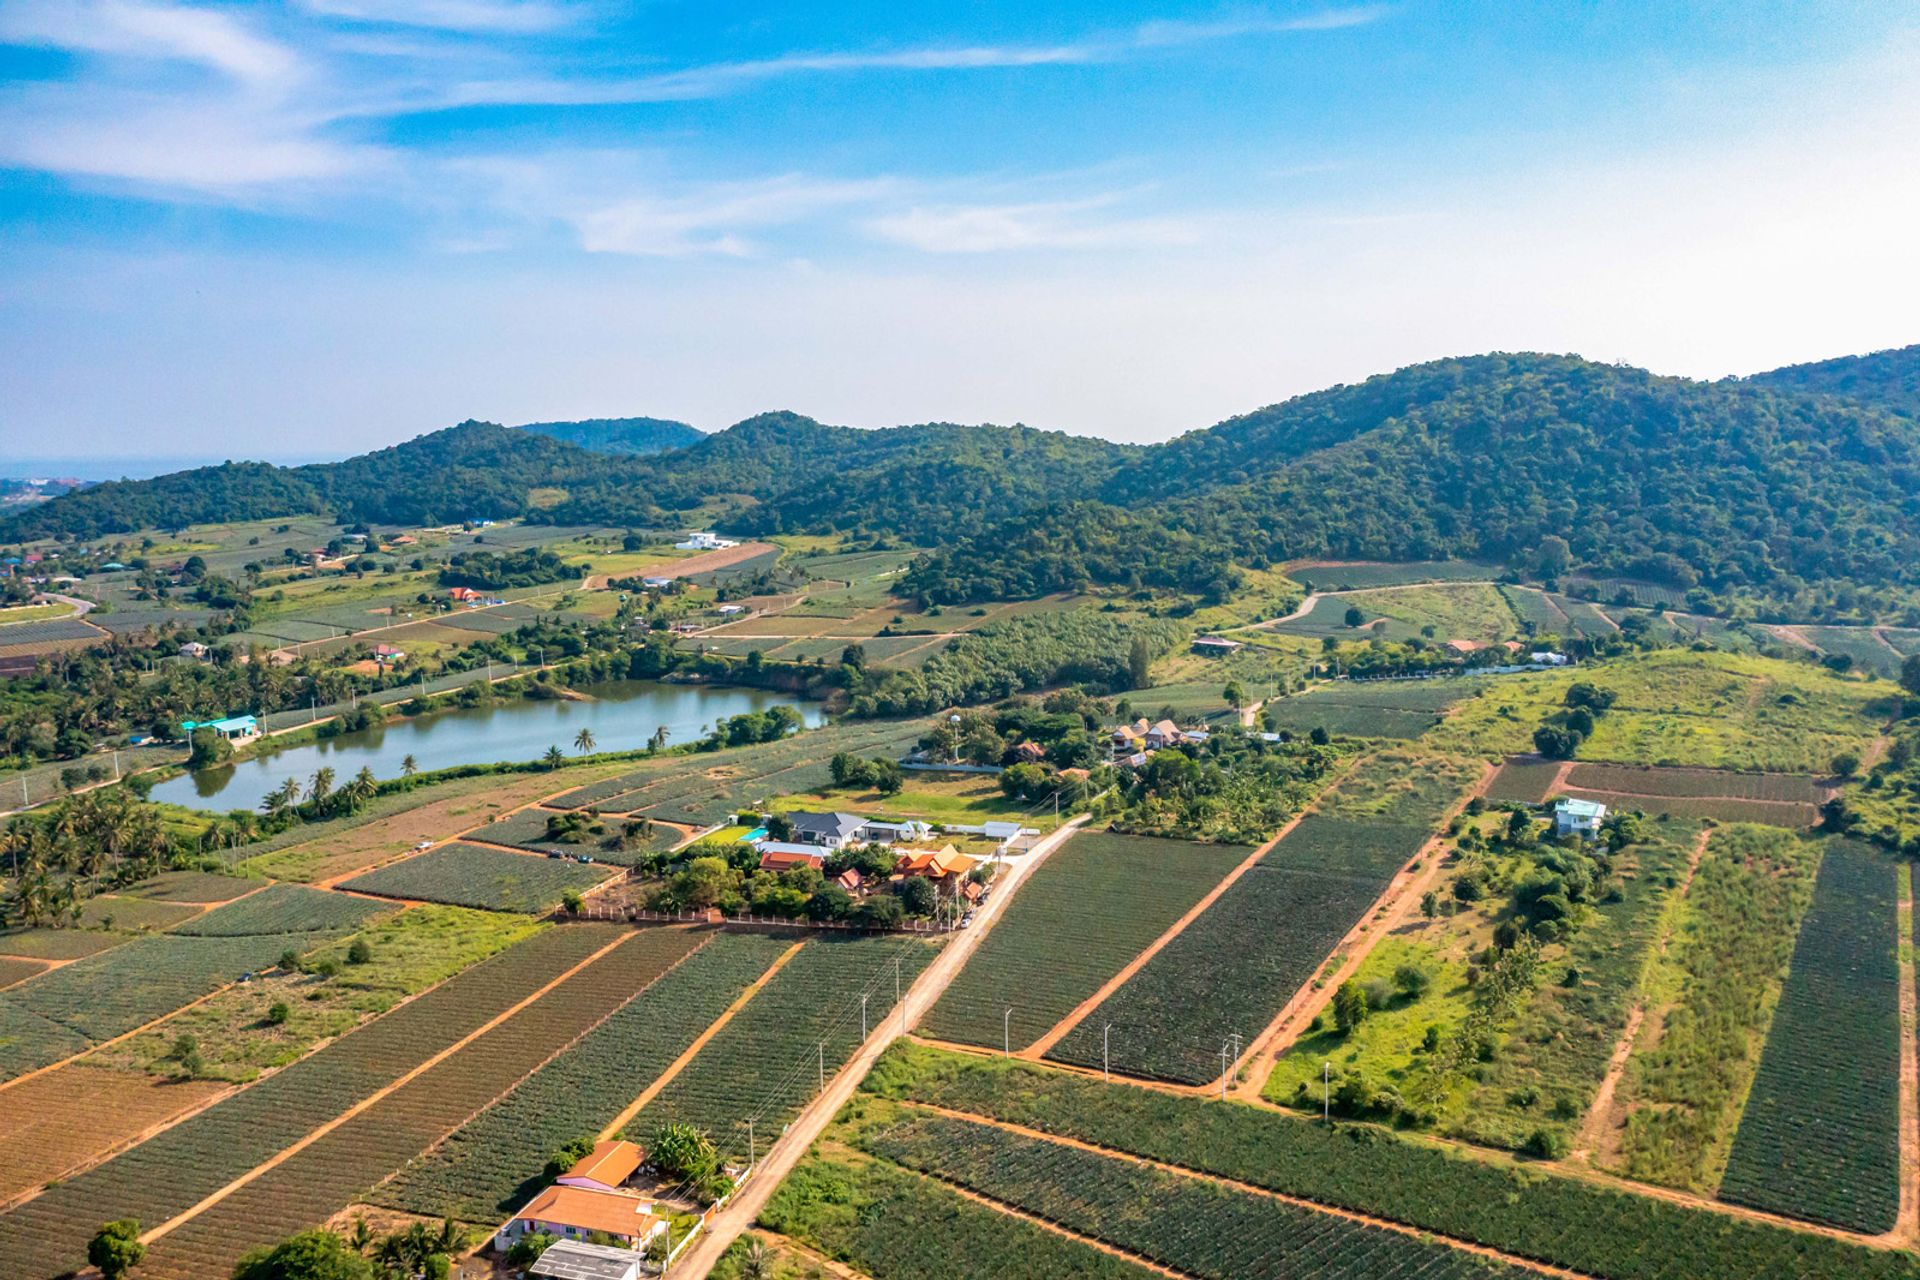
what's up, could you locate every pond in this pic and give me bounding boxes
[149,680,825,813]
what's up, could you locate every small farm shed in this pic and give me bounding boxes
[528,1240,644,1280]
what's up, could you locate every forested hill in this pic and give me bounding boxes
[1737,344,1920,421]
[516,416,704,455]
[902,353,1920,607]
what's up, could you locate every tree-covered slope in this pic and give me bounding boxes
[905,354,1920,604]
[516,416,704,455]
[0,461,327,540]
[1738,344,1920,420]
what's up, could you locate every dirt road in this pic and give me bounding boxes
[673,816,1089,1277]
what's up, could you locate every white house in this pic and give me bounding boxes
[1554,797,1608,839]
[676,532,738,551]
[1530,651,1570,666]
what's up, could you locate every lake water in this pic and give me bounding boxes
[149,680,824,813]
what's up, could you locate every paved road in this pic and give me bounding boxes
[674,815,1090,1277]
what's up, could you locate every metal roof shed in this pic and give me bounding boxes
[529,1240,644,1280]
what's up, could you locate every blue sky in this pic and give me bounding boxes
[1,1,1917,463]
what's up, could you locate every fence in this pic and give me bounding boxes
[571,905,953,934]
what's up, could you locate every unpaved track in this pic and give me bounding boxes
[673,817,1089,1278]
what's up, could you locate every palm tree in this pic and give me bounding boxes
[347,1216,373,1256]
[308,767,335,806]
[574,728,596,755]
[649,725,670,753]
[739,1238,773,1280]
[400,754,418,778]
[543,745,565,771]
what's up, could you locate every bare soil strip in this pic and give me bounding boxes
[905,1100,1582,1279]
[1572,827,1713,1165]
[136,929,640,1245]
[1231,759,1495,1097]
[1022,761,1360,1061]
[1891,867,1918,1246]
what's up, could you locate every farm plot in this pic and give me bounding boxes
[0,1063,228,1203]
[1482,757,1563,803]
[1718,840,1900,1232]
[377,930,790,1221]
[1562,577,1690,609]
[1289,561,1501,590]
[1885,628,1920,657]
[0,958,44,990]
[338,842,614,912]
[0,924,621,1280]
[1261,678,1484,740]
[0,927,127,960]
[465,805,681,865]
[858,1106,1526,1280]
[171,883,392,936]
[925,833,1247,1051]
[764,1149,1156,1280]
[1563,764,1824,803]
[1608,827,1821,1194]
[877,1044,1917,1280]
[90,607,218,635]
[1500,585,1569,634]
[75,894,204,932]
[0,927,362,1076]
[134,929,702,1280]
[1048,818,1440,1084]
[623,934,937,1163]
[1267,593,1425,643]
[122,870,262,902]
[0,618,101,646]
[1795,625,1907,679]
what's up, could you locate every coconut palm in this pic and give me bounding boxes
[400,754,418,778]
[543,745,566,771]
[573,728,596,755]
[308,767,335,806]
[649,725,670,752]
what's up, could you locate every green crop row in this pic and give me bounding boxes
[136,929,702,1280]
[925,832,1246,1051]
[866,1043,1920,1280]
[339,842,615,913]
[378,930,790,1221]
[1719,839,1900,1231]
[0,924,618,1280]
[171,883,393,936]
[860,1106,1524,1279]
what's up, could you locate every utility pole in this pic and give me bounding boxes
[1220,1043,1228,1099]
[861,992,870,1039]
[1103,1023,1112,1082]
[1323,1060,1330,1122]
[817,1039,826,1092]
[1004,1008,1013,1058]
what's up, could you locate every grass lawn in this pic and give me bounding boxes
[0,602,80,625]
[91,906,545,1083]
[769,771,1057,831]
[1422,650,1888,772]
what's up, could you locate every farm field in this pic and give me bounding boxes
[1482,757,1563,802]
[0,924,624,1280]
[1790,625,1908,679]
[169,882,391,935]
[623,933,938,1163]
[855,1102,1528,1279]
[74,893,204,932]
[1717,839,1900,1232]
[872,1043,1916,1280]
[762,1148,1156,1280]
[1259,677,1485,740]
[1483,760,1828,826]
[1047,754,1477,1084]
[1605,827,1819,1193]
[377,928,790,1222]
[465,803,683,864]
[0,1063,229,1202]
[131,928,702,1280]
[92,906,544,1082]
[1563,763,1826,802]
[1266,592,1427,643]
[1288,560,1502,590]
[545,716,932,823]
[337,841,614,912]
[122,870,263,902]
[0,926,128,960]
[1422,650,1885,772]
[924,831,1247,1051]
[770,768,1055,833]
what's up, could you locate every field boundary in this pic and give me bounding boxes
[136,928,641,1246]
[1895,864,1917,1246]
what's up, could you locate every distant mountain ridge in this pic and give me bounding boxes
[516,417,704,455]
[6,347,1920,615]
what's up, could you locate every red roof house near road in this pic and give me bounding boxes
[757,844,827,873]
[556,1140,642,1193]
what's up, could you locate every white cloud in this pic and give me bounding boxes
[297,0,585,35]
[0,0,303,87]
[1134,6,1388,46]
[866,197,1203,253]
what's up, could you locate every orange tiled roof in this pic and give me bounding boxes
[516,1185,662,1238]
[562,1139,641,1188]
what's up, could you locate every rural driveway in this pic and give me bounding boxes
[675,814,1090,1277]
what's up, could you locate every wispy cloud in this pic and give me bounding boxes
[867,197,1203,253]
[0,0,303,86]
[1135,6,1388,46]
[297,0,587,35]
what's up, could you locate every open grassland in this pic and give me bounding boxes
[546,717,931,823]
[93,907,544,1083]
[0,920,382,1079]
[1289,561,1502,590]
[0,925,622,1280]
[869,1044,1919,1280]
[1718,840,1900,1232]
[377,929,788,1222]
[622,934,938,1164]
[772,769,1051,832]
[1423,651,1887,772]
[1607,827,1819,1194]
[75,894,204,932]
[0,1064,229,1203]
[763,1148,1157,1280]
[925,832,1247,1051]
[338,842,614,912]
[1261,678,1485,740]
[133,928,700,1280]
[1048,755,1476,1084]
